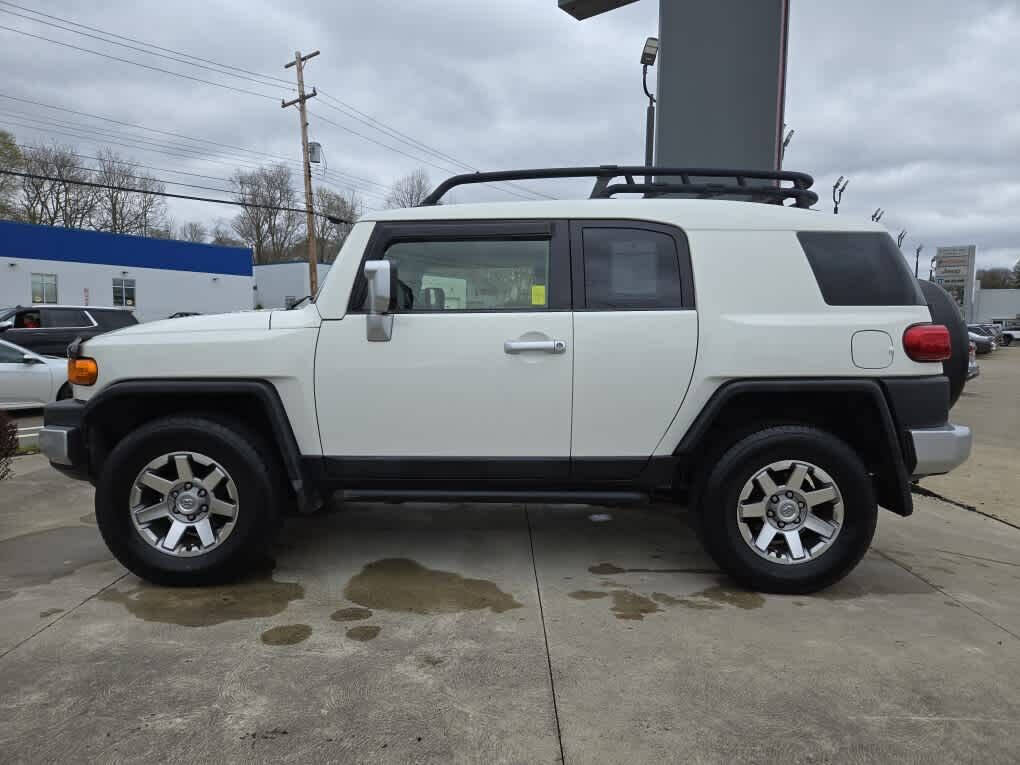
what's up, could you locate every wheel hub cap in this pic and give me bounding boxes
[736,460,844,565]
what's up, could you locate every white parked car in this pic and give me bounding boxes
[39,166,973,594]
[0,338,72,410]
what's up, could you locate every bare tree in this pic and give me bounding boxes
[17,143,97,228]
[314,186,363,263]
[91,149,168,235]
[0,130,22,219]
[177,221,208,243]
[231,164,303,263]
[211,219,244,247]
[385,168,431,209]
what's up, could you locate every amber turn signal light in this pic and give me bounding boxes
[68,357,98,386]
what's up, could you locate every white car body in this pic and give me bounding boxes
[0,338,68,410]
[73,199,936,459]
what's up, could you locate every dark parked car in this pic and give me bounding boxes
[0,305,137,356]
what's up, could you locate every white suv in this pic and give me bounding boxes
[40,167,972,593]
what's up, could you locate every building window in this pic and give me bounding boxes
[113,278,136,307]
[31,273,58,304]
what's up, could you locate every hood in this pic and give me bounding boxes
[94,310,272,338]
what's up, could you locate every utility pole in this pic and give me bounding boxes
[914,244,924,278]
[283,49,320,295]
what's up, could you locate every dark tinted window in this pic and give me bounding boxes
[92,310,137,328]
[41,308,90,327]
[797,232,925,306]
[582,228,684,310]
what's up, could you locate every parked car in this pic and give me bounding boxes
[968,324,1003,345]
[0,338,72,410]
[0,305,137,356]
[40,165,972,594]
[967,341,980,379]
[969,330,996,354]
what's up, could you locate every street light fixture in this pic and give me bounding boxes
[914,244,924,278]
[641,36,659,184]
[897,230,907,248]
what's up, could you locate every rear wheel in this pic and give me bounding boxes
[1002,334,1013,347]
[697,425,877,594]
[95,416,281,586]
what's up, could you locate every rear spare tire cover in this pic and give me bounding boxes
[917,279,968,408]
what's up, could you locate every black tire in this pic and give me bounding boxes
[917,280,968,408]
[94,415,281,586]
[697,425,877,594]
[56,383,72,400]
[1002,335,1013,347]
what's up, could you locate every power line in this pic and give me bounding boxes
[316,90,555,200]
[0,0,294,86]
[309,107,541,202]
[2,114,388,201]
[15,143,238,184]
[0,5,293,93]
[0,92,388,191]
[0,23,281,101]
[0,168,355,222]
[1,7,549,201]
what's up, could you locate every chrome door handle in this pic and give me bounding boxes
[504,339,567,354]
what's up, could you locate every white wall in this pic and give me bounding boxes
[254,262,331,310]
[0,257,254,322]
[973,286,1020,323]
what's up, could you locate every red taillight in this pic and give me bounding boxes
[903,324,952,362]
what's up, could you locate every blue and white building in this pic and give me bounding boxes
[0,220,254,322]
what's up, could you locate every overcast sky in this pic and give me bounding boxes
[1,0,1017,268]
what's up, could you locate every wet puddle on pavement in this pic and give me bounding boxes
[100,577,305,627]
[0,526,112,588]
[260,624,312,645]
[343,558,522,615]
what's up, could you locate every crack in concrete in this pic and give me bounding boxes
[911,485,1020,531]
[524,506,566,765]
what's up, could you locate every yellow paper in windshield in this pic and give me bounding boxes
[531,285,546,306]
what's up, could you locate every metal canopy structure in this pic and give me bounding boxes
[559,0,790,174]
[558,0,639,21]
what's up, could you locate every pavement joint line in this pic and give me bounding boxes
[933,548,1020,569]
[0,571,130,663]
[872,547,1020,643]
[524,505,566,765]
[911,484,1020,532]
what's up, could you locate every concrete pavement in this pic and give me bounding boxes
[2,452,1020,762]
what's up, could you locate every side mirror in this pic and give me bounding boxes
[22,354,40,364]
[363,260,397,341]
[0,319,12,331]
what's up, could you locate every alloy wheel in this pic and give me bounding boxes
[129,451,239,557]
[735,459,843,565]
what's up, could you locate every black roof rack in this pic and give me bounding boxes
[421,165,817,208]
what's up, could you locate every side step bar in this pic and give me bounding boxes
[342,489,650,505]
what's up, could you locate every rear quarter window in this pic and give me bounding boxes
[797,232,925,307]
[92,310,137,328]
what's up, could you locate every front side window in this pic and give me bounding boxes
[582,228,684,310]
[0,343,25,363]
[380,239,551,312]
[31,273,57,304]
[112,278,136,307]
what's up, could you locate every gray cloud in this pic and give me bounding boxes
[0,0,1016,268]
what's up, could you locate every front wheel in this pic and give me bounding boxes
[95,416,281,586]
[1002,335,1013,347]
[697,425,877,594]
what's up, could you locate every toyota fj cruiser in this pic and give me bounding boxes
[40,167,972,593]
